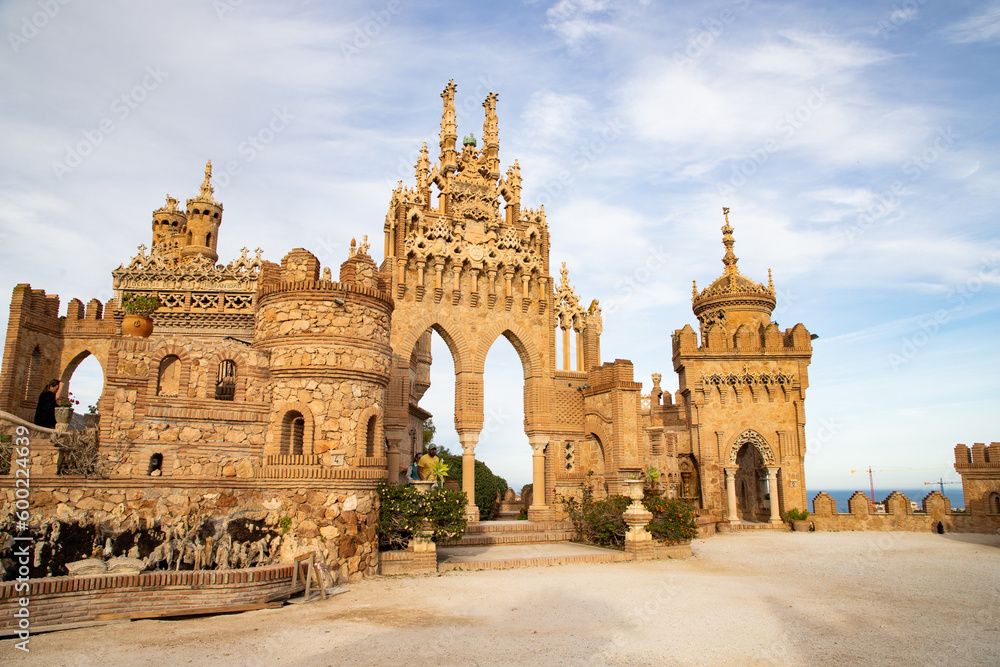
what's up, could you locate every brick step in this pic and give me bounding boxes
[719,521,790,532]
[439,530,574,547]
[462,520,573,534]
[497,511,521,520]
[437,551,630,572]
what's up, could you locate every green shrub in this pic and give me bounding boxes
[376,481,467,550]
[782,507,809,522]
[643,496,699,545]
[439,453,508,520]
[561,491,698,548]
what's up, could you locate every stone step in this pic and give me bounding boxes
[719,521,790,532]
[437,544,631,572]
[439,530,575,547]
[463,520,573,534]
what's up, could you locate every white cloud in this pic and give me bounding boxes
[944,2,1000,43]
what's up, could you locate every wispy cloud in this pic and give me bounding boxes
[944,2,1000,43]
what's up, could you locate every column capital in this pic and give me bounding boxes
[457,431,479,455]
[528,435,549,453]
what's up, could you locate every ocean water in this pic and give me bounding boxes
[809,487,966,513]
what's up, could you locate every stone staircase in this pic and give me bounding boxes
[434,520,633,571]
[719,520,790,532]
[437,520,574,547]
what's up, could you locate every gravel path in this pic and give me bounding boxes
[8,531,999,666]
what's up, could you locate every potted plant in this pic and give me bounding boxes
[644,466,664,496]
[84,403,100,430]
[783,507,811,532]
[120,293,160,338]
[54,392,79,432]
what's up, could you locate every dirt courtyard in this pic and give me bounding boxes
[8,531,1000,666]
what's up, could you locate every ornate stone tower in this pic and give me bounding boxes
[673,209,812,523]
[381,81,583,521]
[180,161,223,264]
[151,195,187,265]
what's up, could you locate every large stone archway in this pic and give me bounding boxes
[379,83,586,521]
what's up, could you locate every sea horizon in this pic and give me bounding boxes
[809,487,965,512]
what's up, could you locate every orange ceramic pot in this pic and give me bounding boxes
[121,315,153,338]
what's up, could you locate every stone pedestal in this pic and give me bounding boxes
[623,479,654,560]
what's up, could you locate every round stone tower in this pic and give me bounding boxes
[181,160,223,264]
[151,194,186,261]
[254,239,394,471]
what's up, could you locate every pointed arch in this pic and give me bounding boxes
[473,318,544,379]
[726,429,776,466]
[395,315,474,376]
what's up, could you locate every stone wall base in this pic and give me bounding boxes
[0,564,294,633]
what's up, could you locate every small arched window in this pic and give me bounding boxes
[282,411,305,456]
[215,359,236,401]
[989,492,1000,515]
[365,415,377,457]
[205,232,212,246]
[157,355,181,397]
[186,231,193,245]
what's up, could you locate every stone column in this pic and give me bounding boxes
[724,467,739,523]
[528,435,549,521]
[459,432,480,523]
[766,466,782,524]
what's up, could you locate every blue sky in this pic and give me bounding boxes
[1,0,997,494]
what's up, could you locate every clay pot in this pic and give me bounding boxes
[792,520,811,532]
[83,413,100,430]
[121,315,154,338]
[644,484,665,497]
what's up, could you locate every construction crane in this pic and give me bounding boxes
[924,477,961,495]
[850,466,945,500]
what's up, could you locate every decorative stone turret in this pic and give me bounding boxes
[151,195,186,263]
[692,208,776,339]
[180,161,223,265]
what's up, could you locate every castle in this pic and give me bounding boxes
[1,81,823,579]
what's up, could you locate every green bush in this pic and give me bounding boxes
[561,491,698,548]
[376,481,468,550]
[782,507,809,522]
[643,496,699,545]
[440,453,508,520]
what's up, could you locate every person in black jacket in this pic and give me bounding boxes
[33,379,61,428]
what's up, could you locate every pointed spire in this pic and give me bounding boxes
[416,142,430,185]
[560,261,569,288]
[483,92,499,178]
[439,80,457,173]
[692,280,698,300]
[200,160,214,199]
[767,268,773,291]
[721,206,738,276]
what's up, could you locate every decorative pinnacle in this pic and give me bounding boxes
[692,280,698,299]
[768,268,773,291]
[200,160,214,198]
[721,206,738,275]
[560,261,569,287]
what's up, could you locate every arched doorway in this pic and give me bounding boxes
[735,443,768,521]
[725,430,781,524]
[60,351,105,424]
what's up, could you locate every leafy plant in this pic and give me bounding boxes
[645,466,661,484]
[58,392,79,409]
[87,404,98,414]
[783,507,809,522]
[121,292,161,315]
[561,489,697,548]
[376,481,467,550]
[426,458,450,485]
[279,516,292,535]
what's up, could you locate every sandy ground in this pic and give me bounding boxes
[6,531,999,666]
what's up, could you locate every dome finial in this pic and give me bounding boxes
[721,206,738,275]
